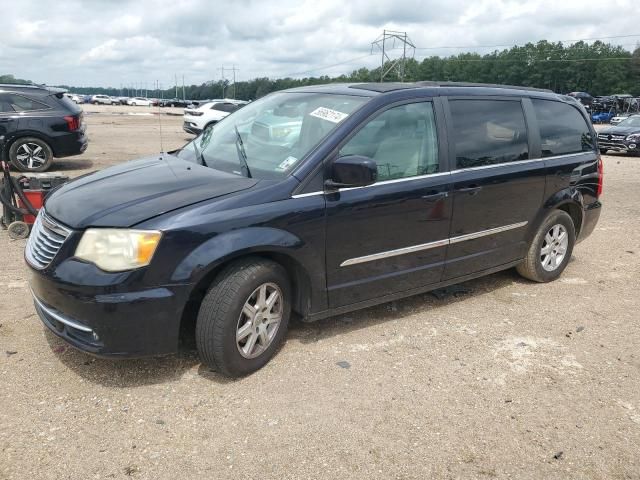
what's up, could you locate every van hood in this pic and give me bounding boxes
[45,153,258,229]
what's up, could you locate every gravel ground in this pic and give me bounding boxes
[1,107,639,479]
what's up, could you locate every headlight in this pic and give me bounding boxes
[626,134,640,141]
[75,229,162,272]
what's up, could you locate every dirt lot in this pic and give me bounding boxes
[1,106,639,479]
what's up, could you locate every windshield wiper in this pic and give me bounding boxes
[234,125,252,178]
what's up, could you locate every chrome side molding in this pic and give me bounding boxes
[339,221,528,267]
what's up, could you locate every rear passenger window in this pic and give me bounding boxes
[340,102,439,181]
[5,94,49,112]
[449,100,529,169]
[532,99,595,157]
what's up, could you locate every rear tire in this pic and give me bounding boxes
[517,210,576,282]
[196,258,291,377]
[9,137,54,172]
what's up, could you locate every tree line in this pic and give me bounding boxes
[4,40,640,100]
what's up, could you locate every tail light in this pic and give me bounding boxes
[596,157,604,198]
[64,115,80,131]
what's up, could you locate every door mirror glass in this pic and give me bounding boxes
[326,155,377,189]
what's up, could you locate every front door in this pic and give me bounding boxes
[442,97,545,280]
[324,100,452,308]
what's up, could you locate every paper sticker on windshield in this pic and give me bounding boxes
[276,156,298,171]
[309,107,349,123]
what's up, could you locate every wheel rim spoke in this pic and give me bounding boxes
[236,322,253,341]
[541,223,568,272]
[236,282,283,359]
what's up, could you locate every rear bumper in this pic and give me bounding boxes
[50,131,88,158]
[577,200,602,243]
[29,266,192,358]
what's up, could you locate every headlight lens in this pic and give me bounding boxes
[626,134,640,141]
[75,229,162,272]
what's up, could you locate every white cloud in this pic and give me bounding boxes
[0,0,638,88]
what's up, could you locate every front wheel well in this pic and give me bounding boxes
[178,252,312,348]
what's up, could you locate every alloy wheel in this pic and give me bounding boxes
[540,224,569,272]
[15,143,47,170]
[236,282,283,359]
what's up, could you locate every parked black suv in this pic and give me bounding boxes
[26,82,602,376]
[0,84,87,172]
[597,114,640,155]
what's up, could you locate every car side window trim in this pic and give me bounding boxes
[291,97,445,198]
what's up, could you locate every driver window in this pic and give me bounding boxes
[340,102,439,181]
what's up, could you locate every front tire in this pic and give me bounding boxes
[517,210,576,282]
[196,258,291,377]
[9,137,54,172]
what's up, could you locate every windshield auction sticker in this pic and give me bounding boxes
[309,107,349,123]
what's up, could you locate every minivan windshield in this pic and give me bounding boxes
[177,92,369,179]
[617,115,640,128]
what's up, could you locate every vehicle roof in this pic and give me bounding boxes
[0,84,66,95]
[283,81,568,101]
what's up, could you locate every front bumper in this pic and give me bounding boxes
[29,266,192,358]
[598,136,639,153]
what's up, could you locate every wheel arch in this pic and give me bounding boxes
[4,133,55,159]
[527,189,585,243]
[174,229,316,344]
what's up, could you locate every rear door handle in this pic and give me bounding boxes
[457,185,482,195]
[421,192,448,201]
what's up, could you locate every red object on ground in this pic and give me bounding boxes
[17,190,44,225]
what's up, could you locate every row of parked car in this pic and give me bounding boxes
[64,93,195,108]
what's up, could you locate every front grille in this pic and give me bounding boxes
[25,210,72,269]
[598,134,626,141]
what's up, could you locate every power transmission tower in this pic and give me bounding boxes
[371,30,416,82]
[218,65,240,99]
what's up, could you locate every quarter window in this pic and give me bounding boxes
[532,99,594,157]
[449,100,529,169]
[4,94,50,112]
[340,102,439,181]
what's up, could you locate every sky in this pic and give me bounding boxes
[1,0,639,88]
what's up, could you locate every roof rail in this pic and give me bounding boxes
[415,81,553,93]
[0,83,44,89]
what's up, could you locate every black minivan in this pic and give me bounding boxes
[26,82,603,377]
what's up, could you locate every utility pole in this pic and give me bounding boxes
[175,74,178,99]
[182,75,185,101]
[371,30,415,82]
[218,66,226,98]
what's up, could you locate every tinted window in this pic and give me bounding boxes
[532,99,595,157]
[340,102,439,181]
[0,94,13,113]
[449,100,528,169]
[211,103,239,113]
[5,94,50,112]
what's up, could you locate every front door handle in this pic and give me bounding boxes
[421,192,448,201]
[457,185,482,195]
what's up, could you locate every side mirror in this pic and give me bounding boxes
[325,155,377,190]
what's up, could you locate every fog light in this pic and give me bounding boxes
[629,143,637,149]
[92,331,100,342]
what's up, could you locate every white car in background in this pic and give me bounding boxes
[127,97,153,106]
[183,99,248,134]
[64,93,82,104]
[91,94,118,105]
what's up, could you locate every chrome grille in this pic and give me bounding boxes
[25,210,72,269]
